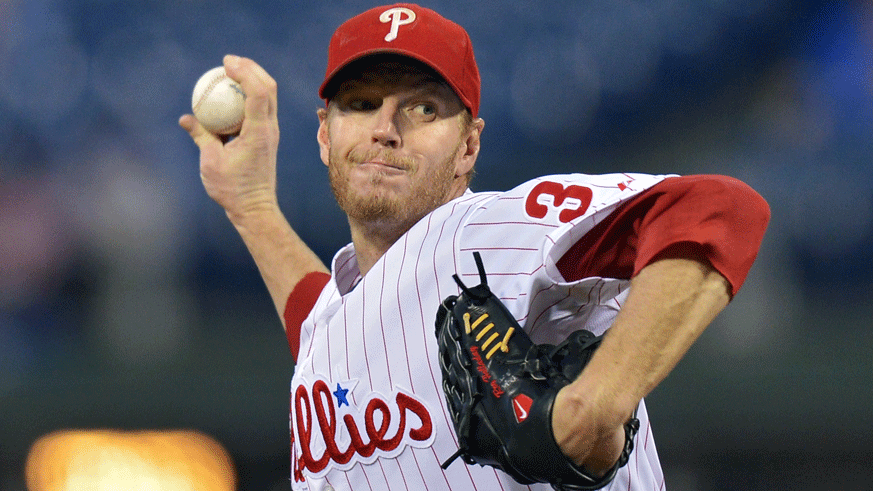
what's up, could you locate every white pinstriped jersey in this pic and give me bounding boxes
[290,173,671,491]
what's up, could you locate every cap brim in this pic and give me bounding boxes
[318,49,475,115]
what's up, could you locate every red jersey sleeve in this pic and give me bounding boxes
[284,271,331,360]
[556,175,770,296]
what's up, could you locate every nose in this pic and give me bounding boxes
[371,98,402,148]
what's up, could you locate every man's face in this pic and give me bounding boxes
[318,61,481,232]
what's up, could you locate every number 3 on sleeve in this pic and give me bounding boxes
[524,181,593,224]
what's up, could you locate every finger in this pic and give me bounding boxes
[223,54,277,124]
[179,113,223,149]
[179,113,199,134]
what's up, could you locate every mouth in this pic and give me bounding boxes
[352,151,413,176]
[360,159,406,172]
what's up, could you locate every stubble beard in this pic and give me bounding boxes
[328,146,461,233]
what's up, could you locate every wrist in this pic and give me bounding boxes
[561,375,638,431]
[552,386,628,477]
[226,202,285,236]
[554,385,618,440]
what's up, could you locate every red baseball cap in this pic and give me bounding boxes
[319,3,481,117]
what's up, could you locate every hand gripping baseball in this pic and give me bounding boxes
[180,55,280,220]
[435,252,640,490]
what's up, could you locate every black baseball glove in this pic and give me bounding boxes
[435,252,639,490]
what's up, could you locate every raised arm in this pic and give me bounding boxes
[179,55,328,330]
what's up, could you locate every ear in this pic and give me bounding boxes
[317,108,330,167]
[454,117,485,178]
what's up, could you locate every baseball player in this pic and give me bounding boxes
[179,4,770,490]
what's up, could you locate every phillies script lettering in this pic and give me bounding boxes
[470,346,504,398]
[292,380,434,481]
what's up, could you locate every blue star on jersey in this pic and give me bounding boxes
[333,383,349,407]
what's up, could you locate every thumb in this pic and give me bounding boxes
[179,114,222,148]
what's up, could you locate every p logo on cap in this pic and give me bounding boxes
[380,7,416,42]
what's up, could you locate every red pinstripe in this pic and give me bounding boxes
[379,259,393,388]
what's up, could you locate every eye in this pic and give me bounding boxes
[347,98,379,112]
[409,103,437,121]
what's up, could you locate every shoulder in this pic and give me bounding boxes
[461,173,671,234]
[451,173,670,273]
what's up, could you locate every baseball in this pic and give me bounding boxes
[191,66,246,135]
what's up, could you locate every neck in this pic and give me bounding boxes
[348,217,408,276]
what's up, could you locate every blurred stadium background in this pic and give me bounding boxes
[1,0,871,489]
